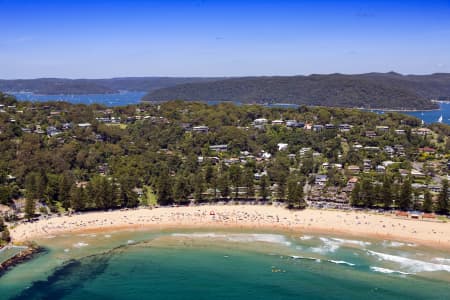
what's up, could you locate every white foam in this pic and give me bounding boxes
[300,235,313,241]
[171,233,291,246]
[64,249,70,253]
[433,257,450,265]
[291,255,318,261]
[370,266,411,275]
[330,237,371,247]
[127,240,135,244]
[310,238,341,254]
[73,242,88,248]
[328,260,355,267]
[382,241,416,248]
[104,234,112,238]
[368,250,450,273]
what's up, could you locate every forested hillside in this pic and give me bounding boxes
[144,73,449,110]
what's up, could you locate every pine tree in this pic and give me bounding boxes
[422,190,433,213]
[193,171,205,202]
[381,176,393,209]
[229,165,241,199]
[218,172,230,199]
[243,168,255,200]
[0,216,4,231]
[25,197,35,220]
[70,185,86,211]
[157,170,173,206]
[259,175,270,201]
[437,179,449,215]
[2,226,11,243]
[398,178,412,211]
[287,177,305,209]
[351,182,361,206]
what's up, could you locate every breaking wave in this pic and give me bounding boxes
[370,266,411,275]
[368,250,450,273]
[171,233,292,246]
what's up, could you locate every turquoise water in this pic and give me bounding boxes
[1,230,449,299]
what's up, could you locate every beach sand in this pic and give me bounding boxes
[9,205,450,249]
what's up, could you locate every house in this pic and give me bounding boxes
[315,175,328,186]
[209,144,228,152]
[312,124,324,132]
[384,146,395,156]
[363,159,371,172]
[286,120,304,128]
[272,120,284,126]
[376,125,389,132]
[192,126,209,133]
[419,147,436,154]
[411,169,426,178]
[254,171,267,180]
[365,131,377,138]
[339,124,351,132]
[299,147,312,157]
[376,165,386,173]
[325,124,336,130]
[277,143,288,151]
[413,128,432,136]
[394,129,406,135]
[254,118,268,126]
[347,165,361,174]
[78,123,92,128]
[352,143,363,150]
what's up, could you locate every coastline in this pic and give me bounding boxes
[9,205,450,250]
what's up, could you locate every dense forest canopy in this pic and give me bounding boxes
[0,77,223,95]
[144,73,450,110]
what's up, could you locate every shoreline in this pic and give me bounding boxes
[9,205,450,250]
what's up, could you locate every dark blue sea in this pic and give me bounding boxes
[11,92,450,125]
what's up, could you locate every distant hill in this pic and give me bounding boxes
[0,77,223,95]
[143,73,450,110]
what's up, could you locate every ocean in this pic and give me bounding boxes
[0,229,449,299]
[10,92,450,125]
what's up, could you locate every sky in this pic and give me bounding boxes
[1,0,450,79]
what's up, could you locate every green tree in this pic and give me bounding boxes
[25,197,35,220]
[70,185,86,211]
[381,176,393,209]
[287,177,305,209]
[218,172,230,199]
[398,178,412,211]
[59,173,74,210]
[351,182,362,206]
[0,216,4,231]
[422,190,433,213]
[437,179,449,215]
[2,226,11,243]
[259,175,270,201]
[243,168,255,200]
[229,165,242,199]
[156,170,173,205]
[173,175,190,204]
[193,171,205,202]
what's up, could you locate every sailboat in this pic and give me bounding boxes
[438,114,443,123]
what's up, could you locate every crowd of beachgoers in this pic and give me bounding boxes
[8,205,450,249]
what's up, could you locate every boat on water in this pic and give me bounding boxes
[438,114,443,123]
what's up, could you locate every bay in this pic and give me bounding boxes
[1,229,449,300]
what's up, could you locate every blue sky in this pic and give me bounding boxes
[1,0,450,78]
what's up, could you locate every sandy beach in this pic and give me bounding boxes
[8,205,450,249]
